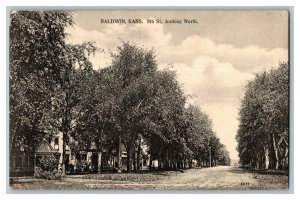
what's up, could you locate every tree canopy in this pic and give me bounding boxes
[236,62,289,170]
[10,11,231,174]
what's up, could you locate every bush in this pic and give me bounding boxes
[34,155,62,180]
[39,155,59,171]
[75,160,88,173]
[83,173,161,182]
[34,167,62,180]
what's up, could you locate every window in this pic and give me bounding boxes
[143,158,147,166]
[15,155,23,168]
[54,138,59,150]
[66,140,70,150]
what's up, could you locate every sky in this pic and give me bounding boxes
[65,10,288,160]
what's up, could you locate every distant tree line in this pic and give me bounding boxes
[9,11,230,175]
[236,62,289,170]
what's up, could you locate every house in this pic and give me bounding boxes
[11,131,152,176]
[10,132,69,176]
[10,150,35,176]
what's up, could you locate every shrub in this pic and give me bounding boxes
[34,155,62,180]
[83,173,161,182]
[39,155,59,171]
[75,160,88,173]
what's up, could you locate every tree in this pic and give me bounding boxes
[109,42,158,172]
[9,10,74,161]
[184,105,211,167]
[9,10,96,175]
[74,67,118,174]
[49,43,96,175]
[236,62,289,170]
[141,69,187,170]
[10,10,231,175]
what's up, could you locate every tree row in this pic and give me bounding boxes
[236,62,289,170]
[9,11,231,174]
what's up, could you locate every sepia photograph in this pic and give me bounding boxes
[8,9,290,191]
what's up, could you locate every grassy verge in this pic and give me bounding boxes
[252,172,289,189]
[238,167,289,189]
[81,171,183,182]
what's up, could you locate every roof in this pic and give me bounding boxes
[36,139,54,153]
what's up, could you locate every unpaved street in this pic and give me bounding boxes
[155,166,288,190]
[82,166,288,190]
[10,166,288,190]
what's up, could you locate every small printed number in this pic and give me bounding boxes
[241,182,250,185]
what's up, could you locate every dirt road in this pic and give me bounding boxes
[83,166,288,190]
[154,166,288,190]
[9,166,289,190]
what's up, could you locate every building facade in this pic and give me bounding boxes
[10,132,151,176]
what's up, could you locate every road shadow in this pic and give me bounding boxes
[227,167,246,175]
[229,167,288,176]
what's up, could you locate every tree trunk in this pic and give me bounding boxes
[126,147,132,172]
[264,145,269,170]
[272,134,279,170]
[9,131,16,173]
[167,150,171,170]
[62,132,66,175]
[137,135,141,172]
[283,147,289,170]
[158,159,161,170]
[97,151,102,174]
[117,136,122,173]
[209,148,212,167]
[149,154,153,171]
[158,149,162,170]
[133,147,137,172]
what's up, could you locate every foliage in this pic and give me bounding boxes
[9,10,75,153]
[34,167,62,180]
[10,10,230,174]
[9,11,73,154]
[34,155,62,180]
[38,155,59,171]
[9,10,97,174]
[236,62,289,170]
[83,173,164,182]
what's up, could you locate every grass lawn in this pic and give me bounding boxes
[9,171,182,190]
[81,170,182,182]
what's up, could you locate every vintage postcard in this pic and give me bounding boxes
[8,9,290,191]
